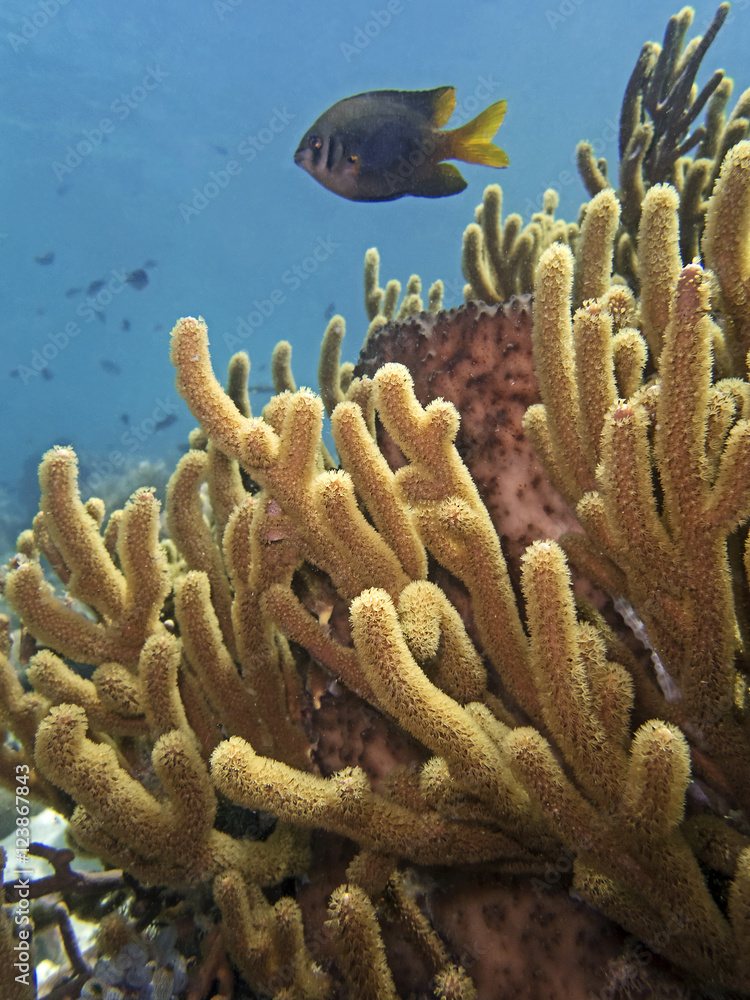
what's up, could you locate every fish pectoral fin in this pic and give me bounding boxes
[444,98,509,168]
[410,162,467,198]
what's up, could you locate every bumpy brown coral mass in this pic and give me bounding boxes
[2,9,750,1000]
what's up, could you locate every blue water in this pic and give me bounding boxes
[1,0,747,549]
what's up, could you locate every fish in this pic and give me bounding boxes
[125,268,149,290]
[154,413,177,432]
[87,279,105,297]
[100,359,121,375]
[121,318,131,331]
[34,251,55,265]
[294,86,508,202]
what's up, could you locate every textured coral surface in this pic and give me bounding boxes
[2,9,750,997]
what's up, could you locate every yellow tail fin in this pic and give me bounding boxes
[444,99,509,168]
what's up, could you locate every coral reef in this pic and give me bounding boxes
[2,8,750,1000]
[353,294,579,581]
[462,3,750,303]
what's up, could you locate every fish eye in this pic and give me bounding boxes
[347,154,358,164]
[308,135,322,151]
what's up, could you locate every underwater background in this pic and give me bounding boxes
[2,0,748,556]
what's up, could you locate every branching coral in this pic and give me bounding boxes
[5,164,750,986]
[463,4,750,303]
[582,2,750,274]
[525,148,750,811]
[514,144,750,986]
[2,11,750,1000]
[461,183,577,303]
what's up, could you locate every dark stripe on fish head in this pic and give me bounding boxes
[295,127,360,197]
[326,133,344,171]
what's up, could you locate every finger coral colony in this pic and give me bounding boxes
[3,5,750,999]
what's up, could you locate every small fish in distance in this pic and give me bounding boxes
[125,268,148,290]
[34,251,55,265]
[154,412,177,432]
[294,86,508,202]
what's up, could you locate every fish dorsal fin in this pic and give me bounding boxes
[424,85,457,126]
[354,86,456,126]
